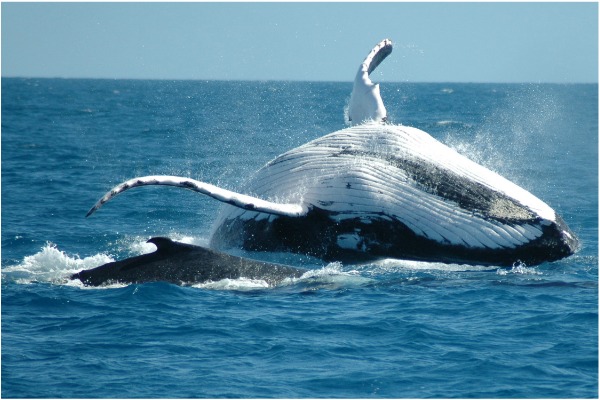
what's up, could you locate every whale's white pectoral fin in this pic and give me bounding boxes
[86,175,308,218]
[348,39,393,126]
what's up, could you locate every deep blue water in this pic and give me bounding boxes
[2,78,598,398]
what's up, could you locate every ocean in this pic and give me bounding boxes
[2,78,597,398]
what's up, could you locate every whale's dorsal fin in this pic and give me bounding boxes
[86,175,308,218]
[147,237,182,252]
[347,39,393,126]
[145,236,201,254]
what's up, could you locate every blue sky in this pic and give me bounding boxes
[2,2,598,83]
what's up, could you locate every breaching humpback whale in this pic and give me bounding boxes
[71,237,306,287]
[86,39,578,267]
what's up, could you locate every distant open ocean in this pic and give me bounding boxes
[2,78,597,398]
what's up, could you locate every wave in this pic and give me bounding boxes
[435,120,472,128]
[1,242,114,286]
[368,258,499,273]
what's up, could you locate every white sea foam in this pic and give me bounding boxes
[2,242,114,285]
[282,261,373,288]
[496,262,542,276]
[298,261,345,278]
[436,120,460,126]
[369,258,498,273]
[192,277,271,291]
[189,261,371,292]
[366,257,540,275]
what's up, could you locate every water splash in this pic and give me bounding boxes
[442,84,561,186]
[496,260,542,276]
[192,277,270,291]
[1,242,113,285]
[368,258,497,273]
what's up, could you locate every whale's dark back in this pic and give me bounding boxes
[71,237,306,286]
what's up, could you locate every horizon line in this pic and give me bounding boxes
[2,75,598,85]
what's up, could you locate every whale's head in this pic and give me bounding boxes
[347,39,393,126]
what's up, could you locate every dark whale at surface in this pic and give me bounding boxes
[71,237,307,287]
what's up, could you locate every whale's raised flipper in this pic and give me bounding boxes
[364,39,393,75]
[347,39,393,125]
[86,175,308,218]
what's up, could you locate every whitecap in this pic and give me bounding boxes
[436,120,458,126]
[191,277,270,291]
[281,262,373,289]
[366,258,497,273]
[2,242,114,285]
[496,262,542,276]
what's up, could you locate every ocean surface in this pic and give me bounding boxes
[2,78,598,398]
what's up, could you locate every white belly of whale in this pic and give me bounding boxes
[212,123,557,251]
